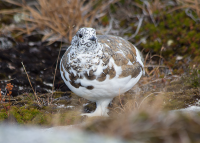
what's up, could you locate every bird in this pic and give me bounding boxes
[60,27,145,117]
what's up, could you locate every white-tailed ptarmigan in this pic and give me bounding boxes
[60,27,145,117]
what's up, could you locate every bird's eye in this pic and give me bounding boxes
[79,34,83,38]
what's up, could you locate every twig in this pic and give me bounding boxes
[168,0,200,22]
[128,15,144,40]
[49,43,62,105]
[145,65,167,68]
[21,62,42,107]
[142,1,158,27]
[0,78,15,82]
[135,36,149,46]
[118,88,125,111]
[185,8,200,22]
[79,98,82,104]
[135,101,139,109]
[25,93,34,101]
[138,92,163,109]
[105,17,114,35]
[112,106,124,112]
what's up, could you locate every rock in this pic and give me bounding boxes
[0,37,13,49]
[176,55,183,61]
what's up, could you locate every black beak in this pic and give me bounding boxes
[88,36,96,41]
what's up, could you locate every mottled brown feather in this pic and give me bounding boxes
[98,35,137,66]
[86,86,94,90]
[112,53,129,66]
[70,81,81,88]
[108,66,116,79]
[97,72,107,81]
[119,62,142,78]
[84,70,96,80]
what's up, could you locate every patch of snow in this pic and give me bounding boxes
[19,86,24,90]
[172,106,200,112]
[43,82,53,87]
[179,106,200,112]
[57,104,65,108]
[0,37,13,49]
[0,124,127,143]
[176,55,183,61]
[66,105,74,109]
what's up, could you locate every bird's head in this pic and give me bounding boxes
[71,27,98,53]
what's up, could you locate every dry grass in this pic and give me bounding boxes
[83,105,200,142]
[142,0,166,14]
[109,89,165,116]
[0,0,117,43]
[143,46,173,79]
[139,0,200,18]
[177,0,200,16]
[169,0,200,18]
[82,92,200,142]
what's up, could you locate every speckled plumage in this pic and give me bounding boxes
[60,27,144,116]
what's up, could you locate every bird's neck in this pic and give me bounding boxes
[72,43,102,54]
[67,43,104,73]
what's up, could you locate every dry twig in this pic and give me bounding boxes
[21,62,42,107]
[49,43,62,105]
[169,0,200,21]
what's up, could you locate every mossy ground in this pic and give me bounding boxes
[0,91,84,125]
[2,68,199,126]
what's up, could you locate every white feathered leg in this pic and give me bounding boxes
[81,99,112,117]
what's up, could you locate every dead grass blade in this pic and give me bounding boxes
[0,9,22,14]
[49,42,62,105]
[169,0,200,18]
[21,62,42,107]
[118,89,125,111]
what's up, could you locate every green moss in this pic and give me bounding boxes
[188,31,196,38]
[22,107,40,121]
[120,0,125,4]
[93,0,103,9]
[110,4,116,13]
[184,67,200,88]
[194,56,200,63]
[0,15,13,25]
[25,93,35,100]
[124,33,132,37]
[10,106,40,123]
[119,19,127,27]
[136,11,200,67]
[102,15,109,22]
[54,100,71,106]
[0,112,8,121]
[135,111,149,122]
[53,91,66,98]
[58,111,80,125]
[43,105,58,113]
[134,11,200,72]
[32,114,52,125]
[0,73,6,79]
